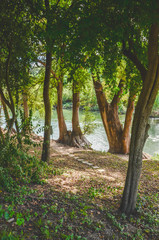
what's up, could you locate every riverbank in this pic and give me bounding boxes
[0,139,158,239]
[62,103,159,118]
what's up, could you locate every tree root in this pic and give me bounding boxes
[57,131,92,149]
[71,134,91,149]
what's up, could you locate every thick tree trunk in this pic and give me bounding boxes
[56,78,71,144]
[120,24,159,215]
[41,52,52,162]
[71,81,91,148]
[93,76,133,154]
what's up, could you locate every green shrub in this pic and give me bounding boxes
[0,138,44,191]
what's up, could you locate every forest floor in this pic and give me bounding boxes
[0,139,159,240]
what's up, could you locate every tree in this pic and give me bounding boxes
[0,0,34,141]
[68,0,159,213]
[65,0,138,154]
[38,57,71,144]
[41,0,53,162]
[92,73,135,154]
[56,76,70,143]
[71,79,91,148]
[120,23,159,215]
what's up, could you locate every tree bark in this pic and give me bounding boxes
[41,0,52,162]
[0,127,4,143]
[72,82,82,136]
[0,50,19,139]
[5,49,16,134]
[37,58,71,145]
[56,78,71,144]
[0,95,10,128]
[41,51,52,162]
[23,92,29,119]
[121,95,135,153]
[120,24,159,215]
[93,76,134,154]
[71,81,91,148]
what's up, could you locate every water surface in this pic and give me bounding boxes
[33,109,159,156]
[1,109,159,156]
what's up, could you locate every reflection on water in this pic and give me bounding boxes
[144,118,159,155]
[1,109,159,156]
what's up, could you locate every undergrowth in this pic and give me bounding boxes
[0,135,46,192]
[0,138,158,239]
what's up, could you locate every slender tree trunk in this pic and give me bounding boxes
[120,24,159,215]
[93,76,133,154]
[0,98,4,142]
[0,49,19,139]
[22,92,30,134]
[0,127,4,143]
[56,78,70,143]
[41,52,52,162]
[5,49,16,134]
[0,95,10,128]
[37,59,70,144]
[23,92,29,119]
[41,0,52,162]
[72,82,82,136]
[121,96,135,153]
[0,101,1,116]
[71,81,91,148]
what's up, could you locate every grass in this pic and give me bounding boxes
[0,144,159,239]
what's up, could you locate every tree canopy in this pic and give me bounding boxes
[0,0,159,222]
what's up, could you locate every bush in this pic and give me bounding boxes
[0,138,44,192]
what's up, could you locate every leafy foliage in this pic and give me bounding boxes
[0,138,44,191]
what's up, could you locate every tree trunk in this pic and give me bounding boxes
[41,0,53,162]
[23,92,29,119]
[0,127,4,143]
[72,82,82,136]
[21,92,30,134]
[37,58,71,144]
[93,76,134,154]
[0,99,1,116]
[71,81,91,148]
[41,52,52,162]
[0,95,10,128]
[56,78,71,144]
[5,49,16,134]
[0,50,19,138]
[120,24,159,215]
[121,95,135,153]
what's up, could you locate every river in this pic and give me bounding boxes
[1,109,159,156]
[33,109,159,156]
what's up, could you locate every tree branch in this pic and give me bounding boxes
[111,80,124,107]
[122,41,146,81]
[92,73,109,110]
[148,24,159,66]
[37,59,59,81]
[0,88,12,110]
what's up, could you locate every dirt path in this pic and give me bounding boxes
[50,139,151,161]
